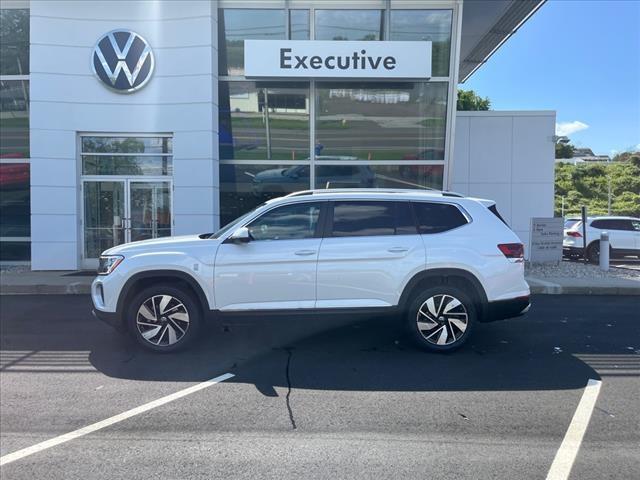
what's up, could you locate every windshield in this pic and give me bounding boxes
[209,203,266,239]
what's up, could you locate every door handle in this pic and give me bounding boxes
[294,250,317,256]
[387,247,409,253]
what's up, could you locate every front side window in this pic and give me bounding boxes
[331,201,396,237]
[413,202,468,234]
[248,202,321,241]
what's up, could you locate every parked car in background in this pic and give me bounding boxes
[563,216,640,262]
[92,189,530,354]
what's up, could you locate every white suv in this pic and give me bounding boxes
[563,216,640,262]
[92,190,530,353]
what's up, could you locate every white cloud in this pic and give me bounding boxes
[555,121,589,137]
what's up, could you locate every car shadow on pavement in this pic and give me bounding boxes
[4,295,634,394]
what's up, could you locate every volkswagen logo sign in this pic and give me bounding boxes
[92,30,154,93]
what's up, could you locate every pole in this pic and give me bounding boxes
[264,88,272,161]
[581,205,588,264]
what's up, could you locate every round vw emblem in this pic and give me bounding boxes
[92,30,154,93]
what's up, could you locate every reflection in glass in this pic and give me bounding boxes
[83,181,125,259]
[315,10,384,41]
[0,9,29,75]
[248,203,320,241]
[315,82,447,161]
[315,164,444,190]
[289,10,310,40]
[218,9,286,76]
[82,156,172,176]
[0,80,29,158]
[390,10,452,77]
[0,162,30,237]
[220,163,310,226]
[219,81,310,161]
[81,137,172,154]
[129,182,171,242]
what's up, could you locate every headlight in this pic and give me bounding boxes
[97,255,124,275]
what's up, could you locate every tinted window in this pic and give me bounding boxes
[591,219,631,231]
[331,201,396,237]
[248,203,321,241]
[413,202,468,234]
[396,202,418,235]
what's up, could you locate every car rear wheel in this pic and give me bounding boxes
[127,285,201,353]
[406,286,476,352]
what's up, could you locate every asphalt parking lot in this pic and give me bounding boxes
[1,295,639,479]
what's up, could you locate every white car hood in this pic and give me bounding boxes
[102,234,220,255]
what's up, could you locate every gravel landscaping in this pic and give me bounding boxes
[526,260,640,280]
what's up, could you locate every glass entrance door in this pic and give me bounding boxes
[82,179,172,266]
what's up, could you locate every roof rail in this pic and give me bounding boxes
[286,188,465,198]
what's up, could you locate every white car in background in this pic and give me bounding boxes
[563,216,640,262]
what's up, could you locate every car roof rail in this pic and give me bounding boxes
[285,188,456,198]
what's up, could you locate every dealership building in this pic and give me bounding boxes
[0,0,554,270]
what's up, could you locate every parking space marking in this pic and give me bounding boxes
[545,379,602,480]
[0,372,234,467]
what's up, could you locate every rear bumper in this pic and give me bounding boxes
[482,296,530,322]
[92,309,125,333]
[563,246,583,256]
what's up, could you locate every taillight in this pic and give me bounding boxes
[566,231,582,238]
[498,243,524,262]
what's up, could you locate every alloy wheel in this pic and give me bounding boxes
[136,295,190,347]
[416,294,468,346]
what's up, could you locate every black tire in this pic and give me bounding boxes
[586,242,600,264]
[405,285,476,353]
[127,284,201,353]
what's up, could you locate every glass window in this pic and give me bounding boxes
[289,10,310,40]
[0,162,30,237]
[248,202,321,241]
[314,164,443,190]
[0,80,29,158]
[631,220,640,232]
[81,137,172,154]
[315,82,447,161]
[0,9,29,75]
[413,202,468,234]
[390,10,452,77]
[218,9,286,76]
[81,136,172,176]
[331,201,396,237]
[0,241,30,261]
[396,202,418,235]
[219,81,310,161]
[220,163,310,226]
[315,10,384,41]
[83,181,125,259]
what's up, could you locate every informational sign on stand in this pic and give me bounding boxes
[529,217,564,264]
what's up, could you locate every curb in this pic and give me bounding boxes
[526,278,640,295]
[0,283,91,295]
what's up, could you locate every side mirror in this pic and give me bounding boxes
[229,226,251,244]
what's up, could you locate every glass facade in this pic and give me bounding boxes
[0,7,30,262]
[218,5,454,226]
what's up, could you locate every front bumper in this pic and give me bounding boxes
[483,296,530,322]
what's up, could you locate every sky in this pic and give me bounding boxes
[463,0,640,157]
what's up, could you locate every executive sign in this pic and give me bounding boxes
[244,40,432,78]
[92,30,155,93]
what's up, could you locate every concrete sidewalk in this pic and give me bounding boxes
[2,269,639,296]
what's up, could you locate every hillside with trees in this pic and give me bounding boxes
[555,155,640,217]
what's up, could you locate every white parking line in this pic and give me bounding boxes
[545,379,602,480]
[0,372,235,467]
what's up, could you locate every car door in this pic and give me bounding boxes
[596,219,635,251]
[316,201,425,308]
[214,201,325,311]
[631,220,640,250]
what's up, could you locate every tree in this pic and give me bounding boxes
[555,142,575,159]
[456,89,490,111]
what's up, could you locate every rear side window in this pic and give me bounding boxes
[591,219,631,231]
[413,202,468,234]
[330,201,416,237]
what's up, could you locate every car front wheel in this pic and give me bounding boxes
[127,285,201,353]
[406,286,476,352]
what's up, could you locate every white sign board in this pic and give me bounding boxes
[244,40,432,78]
[529,217,564,264]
